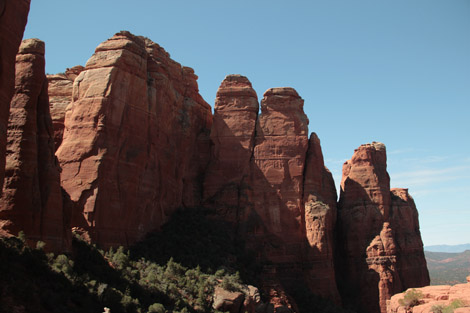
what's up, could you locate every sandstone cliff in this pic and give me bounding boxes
[337,143,429,313]
[0,0,31,193]
[56,31,212,248]
[47,65,84,150]
[204,80,341,305]
[0,24,430,312]
[0,39,65,251]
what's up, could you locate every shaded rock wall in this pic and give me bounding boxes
[0,0,31,193]
[0,39,65,251]
[337,143,429,313]
[56,32,212,248]
[204,80,341,304]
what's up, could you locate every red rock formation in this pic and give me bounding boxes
[246,87,309,259]
[0,39,65,251]
[203,74,258,221]
[57,31,212,248]
[303,132,340,302]
[0,0,31,193]
[47,65,84,150]
[388,282,470,313]
[390,188,429,290]
[206,80,340,304]
[337,142,429,313]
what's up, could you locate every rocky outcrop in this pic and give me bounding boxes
[203,74,258,221]
[0,0,31,193]
[337,143,429,313]
[212,285,261,313]
[47,65,84,150]
[387,282,470,313]
[0,39,65,251]
[56,32,212,248]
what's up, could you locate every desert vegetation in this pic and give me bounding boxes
[0,208,351,313]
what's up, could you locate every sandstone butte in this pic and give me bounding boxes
[0,0,31,194]
[56,31,212,248]
[0,24,431,313]
[336,143,430,313]
[0,39,66,251]
[387,278,470,313]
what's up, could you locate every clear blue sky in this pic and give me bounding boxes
[23,0,470,246]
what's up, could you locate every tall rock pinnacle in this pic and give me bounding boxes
[203,74,259,221]
[337,142,429,313]
[0,39,65,251]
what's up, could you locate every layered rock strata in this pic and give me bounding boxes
[56,32,212,248]
[0,0,31,192]
[337,143,429,313]
[0,39,65,251]
[387,282,470,313]
[47,65,84,150]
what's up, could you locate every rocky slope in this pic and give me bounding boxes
[0,26,429,312]
[0,0,31,193]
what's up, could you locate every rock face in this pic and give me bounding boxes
[206,83,341,304]
[47,65,84,150]
[203,74,258,221]
[0,26,429,312]
[303,133,340,301]
[246,87,309,264]
[387,282,470,313]
[0,0,31,193]
[0,39,65,251]
[56,32,212,248]
[337,143,429,313]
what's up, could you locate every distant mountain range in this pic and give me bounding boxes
[425,243,470,253]
[425,250,470,285]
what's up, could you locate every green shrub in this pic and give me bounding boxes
[399,288,423,308]
[148,303,165,313]
[431,299,466,313]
